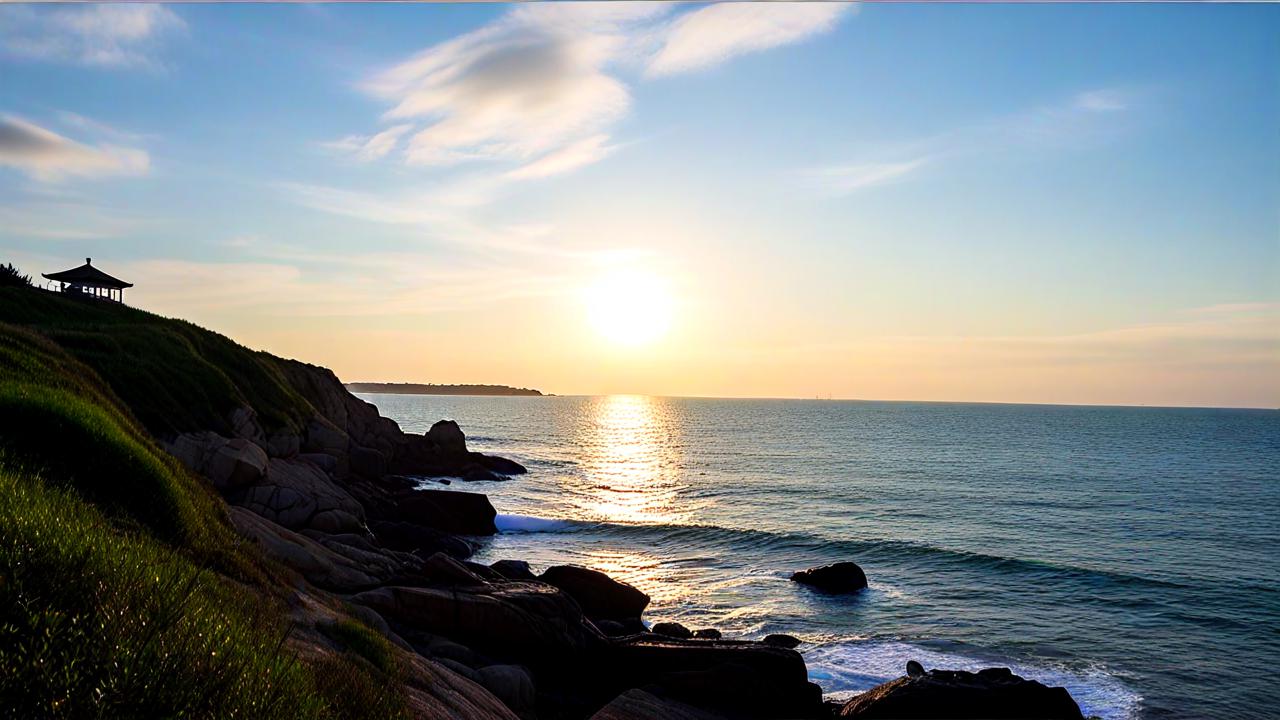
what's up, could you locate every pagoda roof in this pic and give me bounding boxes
[42,258,133,289]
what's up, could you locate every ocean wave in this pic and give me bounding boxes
[803,639,1142,720]
[493,514,581,533]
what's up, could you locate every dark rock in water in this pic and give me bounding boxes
[490,559,537,581]
[839,667,1084,719]
[593,619,629,637]
[653,622,693,639]
[476,453,527,475]
[370,520,476,559]
[600,635,823,718]
[762,634,801,649]
[590,688,728,720]
[427,419,469,455]
[463,560,504,581]
[540,565,650,621]
[906,660,925,677]
[395,489,497,535]
[693,628,722,640]
[790,562,868,594]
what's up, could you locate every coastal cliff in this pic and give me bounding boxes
[0,285,1084,719]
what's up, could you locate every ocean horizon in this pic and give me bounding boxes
[359,392,1280,720]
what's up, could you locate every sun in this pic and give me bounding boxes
[584,269,674,347]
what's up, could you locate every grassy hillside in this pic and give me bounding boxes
[0,286,313,437]
[0,286,406,718]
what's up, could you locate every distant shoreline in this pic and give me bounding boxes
[346,382,544,397]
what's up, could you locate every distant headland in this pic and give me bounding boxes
[346,382,544,396]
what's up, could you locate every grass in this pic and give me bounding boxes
[0,286,314,437]
[0,287,410,718]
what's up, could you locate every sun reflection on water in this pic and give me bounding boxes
[569,395,698,526]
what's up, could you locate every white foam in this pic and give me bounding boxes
[804,640,1142,720]
[494,514,577,533]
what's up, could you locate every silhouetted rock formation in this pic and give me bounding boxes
[839,665,1084,719]
[791,562,868,593]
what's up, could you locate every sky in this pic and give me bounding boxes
[0,3,1277,407]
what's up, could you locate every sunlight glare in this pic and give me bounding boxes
[584,269,674,347]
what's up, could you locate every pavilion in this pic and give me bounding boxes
[42,258,133,303]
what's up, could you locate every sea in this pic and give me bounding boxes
[354,393,1280,720]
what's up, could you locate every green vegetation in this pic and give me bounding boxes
[0,281,408,718]
[0,285,314,437]
[0,263,31,288]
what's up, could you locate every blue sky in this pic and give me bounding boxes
[1,3,1277,406]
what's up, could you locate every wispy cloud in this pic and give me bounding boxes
[646,3,849,77]
[328,3,853,180]
[0,4,184,69]
[0,115,149,182]
[797,158,929,196]
[802,87,1137,196]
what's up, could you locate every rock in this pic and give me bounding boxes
[304,416,348,456]
[427,419,468,455]
[693,629,722,640]
[762,634,801,649]
[238,457,365,534]
[601,635,822,718]
[906,660,925,677]
[228,507,382,591]
[229,405,265,443]
[839,667,1084,719]
[590,688,728,720]
[265,427,301,458]
[395,489,497,535]
[297,452,338,474]
[166,432,268,492]
[370,519,477,559]
[490,559,537,581]
[352,581,606,668]
[476,453,527,475]
[540,565,650,622]
[593,619,629,637]
[653,622,693,639]
[400,653,522,720]
[435,657,482,683]
[422,552,489,586]
[477,664,536,716]
[350,445,389,479]
[790,562,868,594]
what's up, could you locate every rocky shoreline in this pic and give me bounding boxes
[165,360,1087,719]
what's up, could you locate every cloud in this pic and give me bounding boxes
[0,4,184,69]
[798,158,928,196]
[342,3,851,176]
[505,134,617,180]
[646,3,849,77]
[322,124,413,161]
[1074,89,1128,113]
[0,115,149,182]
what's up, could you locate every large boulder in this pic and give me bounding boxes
[839,666,1083,719]
[395,489,497,535]
[599,635,822,718]
[653,622,693,639]
[371,519,477,558]
[238,457,366,534]
[165,431,268,492]
[540,565,650,622]
[350,445,389,479]
[427,419,468,455]
[490,559,537,581]
[352,581,606,667]
[790,562,868,594]
[476,664,536,717]
[590,688,728,720]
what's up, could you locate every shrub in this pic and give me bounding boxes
[0,262,31,288]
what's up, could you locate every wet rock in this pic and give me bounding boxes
[790,562,868,594]
[693,629,722,640]
[395,489,498,535]
[540,564,650,622]
[906,660,925,677]
[839,666,1084,719]
[490,559,537,581]
[762,634,801,649]
[653,622,693,639]
[477,453,527,476]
